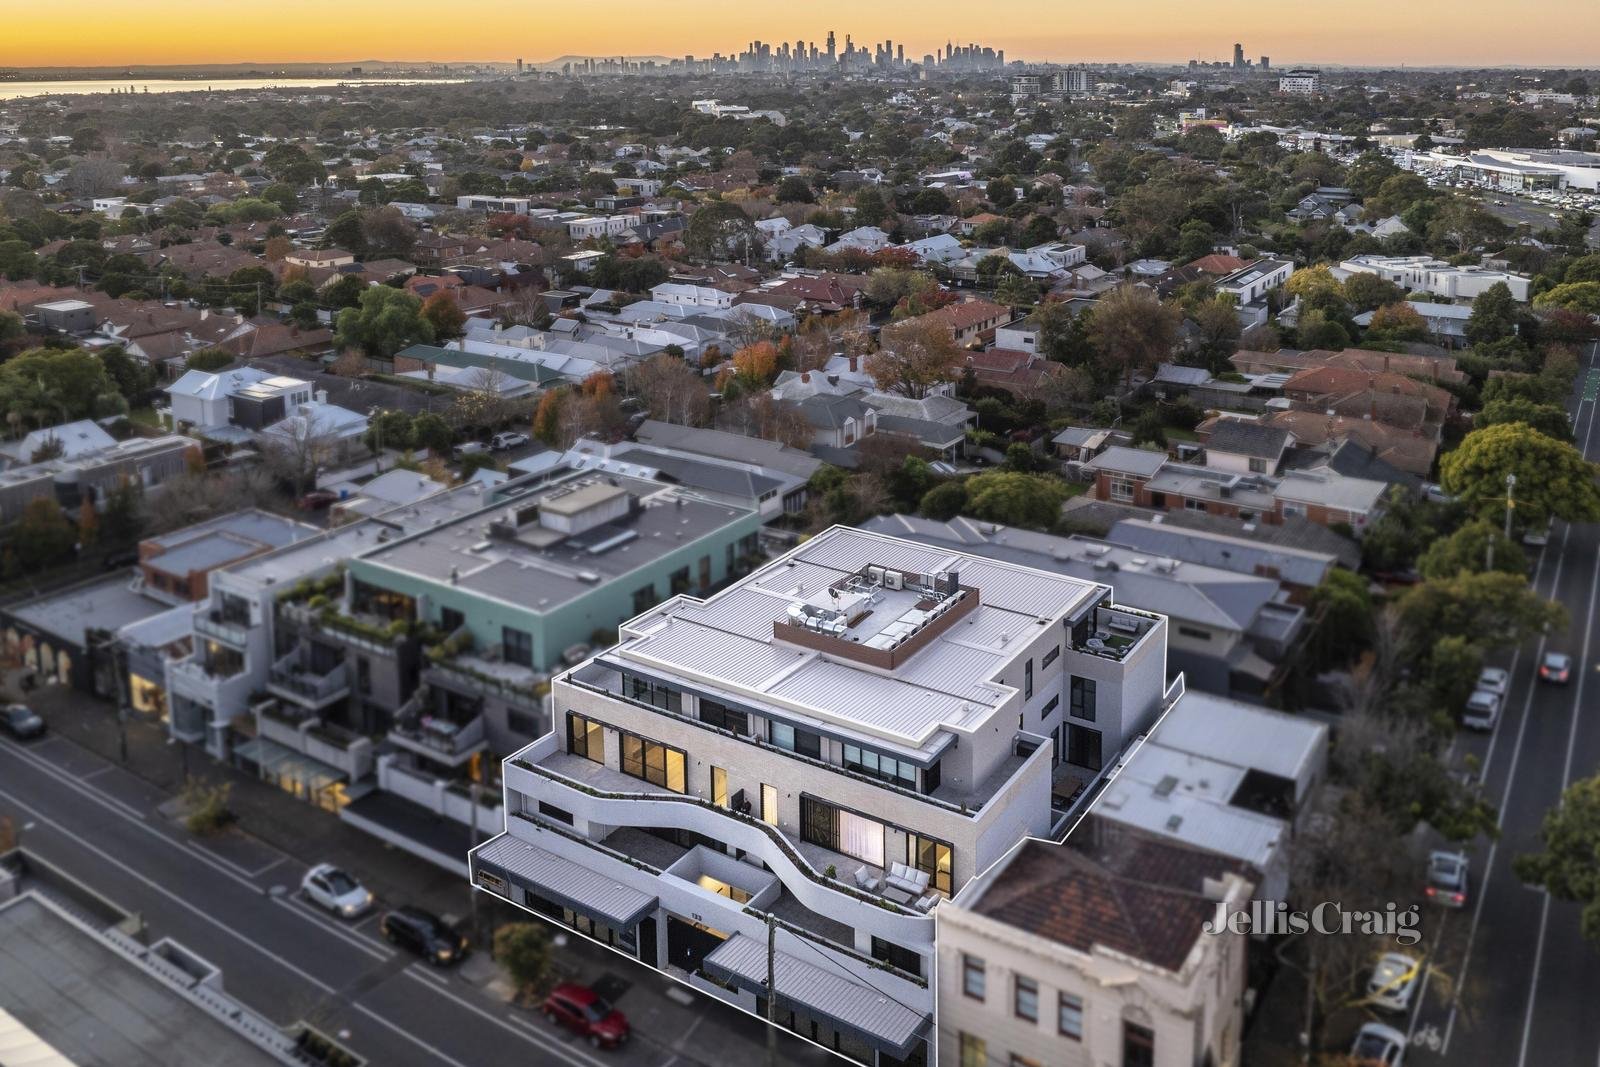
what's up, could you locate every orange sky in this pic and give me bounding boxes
[3,0,1596,68]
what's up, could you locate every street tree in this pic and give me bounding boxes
[1440,422,1600,529]
[1514,776,1600,942]
[1418,519,1526,580]
[1474,398,1573,442]
[334,287,435,359]
[682,201,756,263]
[13,497,76,570]
[1465,282,1521,346]
[493,922,553,1000]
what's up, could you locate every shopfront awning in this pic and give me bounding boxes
[702,933,930,1058]
[232,737,344,794]
[472,833,657,929]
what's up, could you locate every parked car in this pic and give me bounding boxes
[300,864,373,918]
[1475,667,1510,698]
[101,548,141,570]
[1462,689,1501,730]
[1422,483,1454,505]
[1539,652,1573,684]
[1366,953,1420,1013]
[453,441,487,458]
[297,489,338,511]
[1523,519,1553,547]
[541,983,630,1049]
[1349,1021,1407,1065]
[0,704,44,740]
[491,431,529,452]
[1425,850,1469,908]
[379,907,467,966]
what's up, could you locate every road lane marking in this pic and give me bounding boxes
[402,969,611,1067]
[275,895,393,961]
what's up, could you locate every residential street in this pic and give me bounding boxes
[0,717,824,1067]
[1398,340,1600,1066]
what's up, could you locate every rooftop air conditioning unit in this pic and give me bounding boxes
[867,565,886,585]
[884,570,904,591]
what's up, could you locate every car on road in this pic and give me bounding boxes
[0,704,44,740]
[1539,652,1573,684]
[300,864,373,918]
[1425,850,1469,908]
[1523,519,1553,547]
[452,441,487,458]
[490,431,529,451]
[1475,666,1510,697]
[1349,1021,1407,1065]
[541,983,630,1049]
[1462,688,1501,730]
[1366,952,1420,1013]
[296,489,338,511]
[379,907,467,966]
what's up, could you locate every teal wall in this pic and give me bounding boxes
[347,509,761,671]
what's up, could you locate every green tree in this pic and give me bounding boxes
[1475,398,1572,442]
[1296,308,1351,350]
[994,272,1041,310]
[0,347,115,426]
[963,472,1069,529]
[1465,282,1520,346]
[1440,422,1600,530]
[410,412,454,455]
[1342,272,1405,313]
[185,348,235,373]
[774,176,814,204]
[324,274,368,309]
[334,287,435,359]
[364,410,414,453]
[322,210,368,257]
[12,497,75,570]
[99,476,145,546]
[1514,776,1600,942]
[1308,569,1374,666]
[1397,571,1566,655]
[920,479,969,521]
[1086,285,1181,390]
[1418,519,1526,579]
[682,201,756,262]
[1363,302,1428,345]
[1173,219,1216,264]
[420,291,466,340]
[1533,281,1600,317]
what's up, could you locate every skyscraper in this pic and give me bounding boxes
[826,30,836,59]
[1233,42,1245,69]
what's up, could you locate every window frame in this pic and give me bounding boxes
[961,955,986,1001]
[1058,992,1084,1040]
[1013,975,1039,1023]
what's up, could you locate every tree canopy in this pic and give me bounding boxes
[1440,422,1600,530]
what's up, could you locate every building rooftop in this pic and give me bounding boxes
[144,509,316,576]
[609,526,1107,752]
[358,472,754,617]
[11,575,170,646]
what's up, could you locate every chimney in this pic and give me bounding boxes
[1382,353,1391,373]
[848,354,859,373]
[801,371,811,383]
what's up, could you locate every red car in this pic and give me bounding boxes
[297,489,338,511]
[541,983,629,1049]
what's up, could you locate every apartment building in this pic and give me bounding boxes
[1338,254,1532,302]
[471,525,1177,1066]
[936,831,1255,1067]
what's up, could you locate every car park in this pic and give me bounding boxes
[1462,689,1501,730]
[1366,953,1420,1013]
[541,983,630,1049]
[300,864,374,918]
[379,907,468,966]
[1539,652,1573,684]
[1349,1021,1407,1065]
[1425,850,1469,908]
[0,704,44,740]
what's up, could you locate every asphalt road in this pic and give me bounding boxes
[0,731,824,1067]
[1398,340,1600,1066]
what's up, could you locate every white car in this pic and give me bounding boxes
[1351,1021,1406,1065]
[1462,688,1501,730]
[491,431,529,452]
[1366,953,1420,1013]
[1475,667,1510,698]
[300,864,374,918]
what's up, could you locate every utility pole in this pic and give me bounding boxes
[468,779,483,947]
[765,913,778,1067]
[1489,472,1516,571]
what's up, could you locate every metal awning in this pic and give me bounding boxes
[702,934,929,1058]
[231,737,343,793]
[472,834,657,929]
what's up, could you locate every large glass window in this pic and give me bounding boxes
[711,766,728,808]
[619,731,686,793]
[1042,645,1060,668]
[1070,676,1097,722]
[1068,724,1103,771]
[768,721,821,759]
[761,783,778,826]
[842,743,918,790]
[908,834,953,896]
[699,698,748,735]
[502,626,533,668]
[871,937,922,977]
[800,796,885,867]
[567,712,603,764]
[624,672,682,714]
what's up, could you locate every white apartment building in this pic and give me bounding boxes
[1277,69,1321,94]
[455,194,532,215]
[1339,254,1532,302]
[650,282,735,309]
[566,213,642,240]
[936,831,1254,1067]
[472,525,1177,1066]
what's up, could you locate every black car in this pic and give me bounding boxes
[379,907,468,966]
[0,704,44,740]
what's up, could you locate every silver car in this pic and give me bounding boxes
[1366,952,1420,1012]
[300,863,374,918]
[1462,688,1501,731]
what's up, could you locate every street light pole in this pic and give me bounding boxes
[1489,472,1516,572]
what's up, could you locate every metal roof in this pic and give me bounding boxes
[702,934,929,1056]
[473,834,657,928]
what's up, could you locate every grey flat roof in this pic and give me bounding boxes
[703,933,927,1057]
[10,577,169,646]
[0,895,281,1067]
[1084,445,1168,477]
[474,833,656,927]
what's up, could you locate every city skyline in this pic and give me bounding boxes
[3,0,1597,69]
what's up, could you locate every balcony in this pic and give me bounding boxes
[268,646,350,709]
[1073,604,1161,662]
[194,610,251,648]
[388,711,487,766]
[251,701,374,780]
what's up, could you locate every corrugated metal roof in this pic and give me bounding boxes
[474,834,656,927]
[703,934,928,1056]
[1150,689,1326,788]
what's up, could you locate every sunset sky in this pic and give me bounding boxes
[4,0,1597,69]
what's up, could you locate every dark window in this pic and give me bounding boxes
[800,795,839,852]
[770,722,820,759]
[962,955,985,1000]
[1058,993,1083,1039]
[632,584,656,614]
[1068,724,1103,770]
[1014,976,1038,1022]
[698,554,711,590]
[922,759,941,795]
[871,938,921,977]
[1041,645,1059,669]
[537,801,573,825]
[624,673,682,714]
[356,656,371,696]
[619,730,686,792]
[669,566,692,595]
[1177,625,1212,641]
[1024,659,1034,699]
[1123,1022,1155,1067]
[1040,694,1059,720]
[1070,676,1097,722]
[843,743,918,789]
[440,607,465,633]
[502,626,533,668]
[567,712,603,763]
[699,698,748,735]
